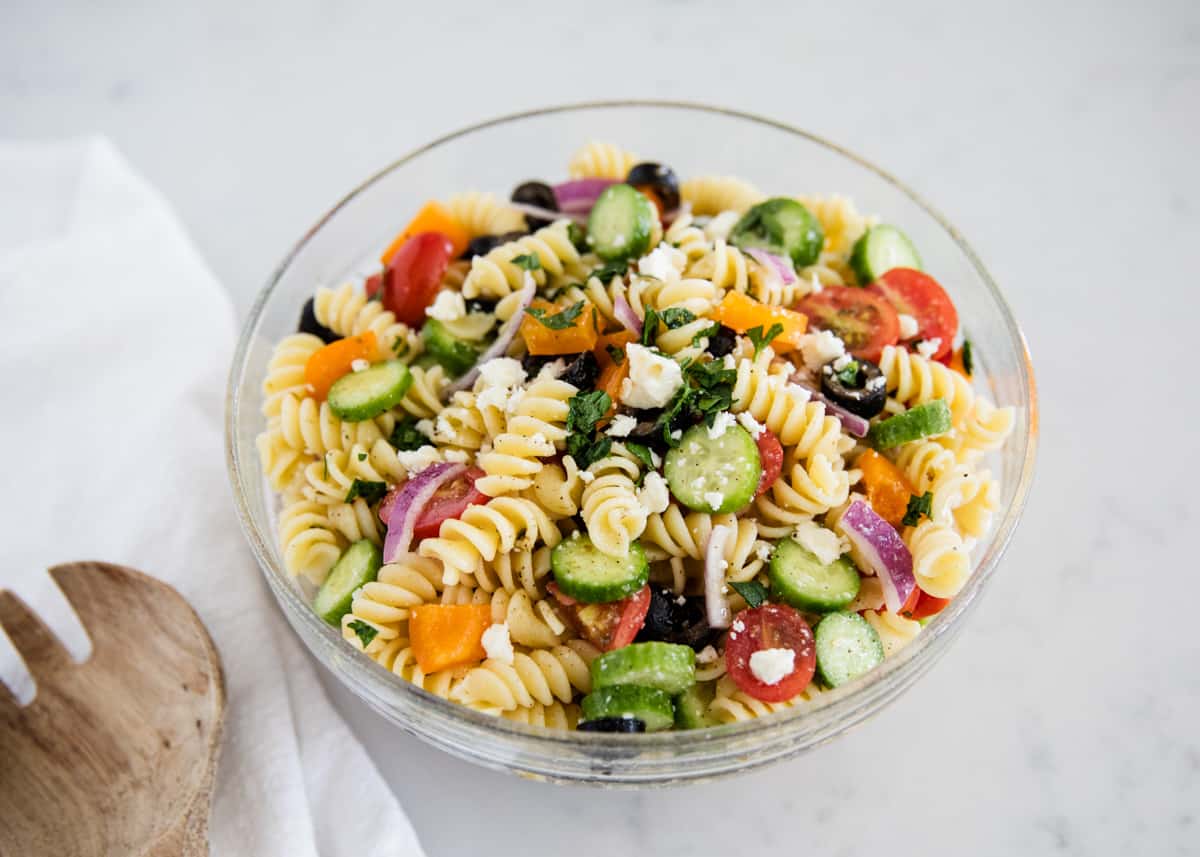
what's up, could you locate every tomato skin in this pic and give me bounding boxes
[549,583,650,651]
[408,467,488,540]
[796,286,899,363]
[754,429,783,497]
[866,268,958,360]
[364,271,383,299]
[382,232,455,328]
[902,590,951,620]
[725,604,816,703]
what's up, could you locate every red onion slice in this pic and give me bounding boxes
[554,178,615,212]
[382,462,466,563]
[613,295,642,336]
[704,524,733,629]
[745,248,797,285]
[508,202,586,226]
[789,374,870,438]
[444,275,536,398]
[839,499,915,613]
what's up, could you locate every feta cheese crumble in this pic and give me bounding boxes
[638,472,670,514]
[351,359,370,373]
[703,491,724,511]
[480,623,514,664]
[798,329,847,371]
[696,645,719,664]
[637,243,683,281]
[749,647,795,685]
[897,313,919,340]
[478,357,526,390]
[620,344,684,409]
[916,338,942,360]
[793,520,849,566]
[737,412,765,440]
[606,414,637,437]
[707,411,737,440]
[426,289,467,322]
[395,446,443,478]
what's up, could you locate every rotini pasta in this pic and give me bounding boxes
[461,220,587,300]
[444,191,526,238]
[567,141,638,180]
[419,496,562,586]
[314,282,421,359]
[681,175,765,215]
[580,445,649,558]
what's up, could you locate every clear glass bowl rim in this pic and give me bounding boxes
[225,99,1038,776]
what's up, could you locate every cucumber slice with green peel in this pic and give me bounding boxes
[313,540,381,625]
[868,399,952,449]
[849,225,922,284]
[591,642,696,695]
[421,318,484,376]
[674,682,716,730]
[769,538,861,612]
[551,535,649,603]
[663,422,761,514]
[730,198,824,267]
[580,685,675,732]
[327,360,413,422]
[587,184,656,261]
[814,611,885,688]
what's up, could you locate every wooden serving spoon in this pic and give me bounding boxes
[0,562,225,856]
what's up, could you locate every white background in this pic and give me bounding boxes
[4,1,1198,854]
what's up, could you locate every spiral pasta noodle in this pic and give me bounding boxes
[314,282,421,359]
[681,176,765,216]
[863,610,921,657]
[341,554,445,651]
[419,496,562,586]
[450,640,600,711]
[257,422,314,493]
[524,457,584,520]
[369,637,459,699]
[580,444,648,558]
[396,364,449,420]
[687,238,749,292]
[261,333,323,419]
[878,345,976,430]
[274,392,396,456]
[461,220,587,300]
[641,505,765,584]
[707,675,821,724]
[754,453,853,533]
[664,212,713,265]
[329,497,384,546]
[794,194,875,259]
[476,378,577,496]
[444,191,525,238]
[904,519,972,598]
[567,141,638,180]
[277,498,345,584]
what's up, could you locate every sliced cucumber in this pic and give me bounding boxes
[849,225,922,284]
[313,540,381,625]
[814,611,884,688]
[327,360,413,422]
[421,318,483,377]
[769,538,860,613]
[674,682,716,730]
[587,184,655,261]
[868,399,952,449]
[663,422,760,514]
[551,534,649,603]
[729,198,824,267]
[580,685,675,732]
[591,642,696,695]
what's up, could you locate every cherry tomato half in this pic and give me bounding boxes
[754,428,783,497]
[405,467,488,541]
[382,232,455,328]
[725,604,816,703]
[901,590,951,620]
[866,268,958,360]
[364,271,383,299]
[796,286,899,363]
[549,583,650,651]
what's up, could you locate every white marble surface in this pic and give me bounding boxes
[4,0,1198,854]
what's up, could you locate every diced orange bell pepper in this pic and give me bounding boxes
[709,292,807,353]
[304,332,378,401]
[857,449,915,528]
[948,346,972,379]
[409,604,492,673]
[593,331,636,421]
[520,300,600,356]
[381,200,470,264]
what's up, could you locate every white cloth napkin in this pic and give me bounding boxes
[0,137,426,857]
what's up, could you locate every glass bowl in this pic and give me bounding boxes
[226,101,1037,785]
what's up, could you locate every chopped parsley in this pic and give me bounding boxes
[836,360,861,387]
[730,580,769,609]
[345,479,388,505]
[746,323,785,358]
[962,340,974,376]
[346,619,379,648]
[566,390,614,469]
[526,300,585,330]
[623,442,655,471]
[692,321,721,347]
[389,418,428,451]
[590,258,631,282]
[902,491,933,527]
[660,307,697,329]
[510,253,542,271]
[357,451,368,461]
[567,222,588,251]
[640,307,660,347]
[656,357,736,446]
[605,344,625,365]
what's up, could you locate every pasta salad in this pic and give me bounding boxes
[257,142,1016,732]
